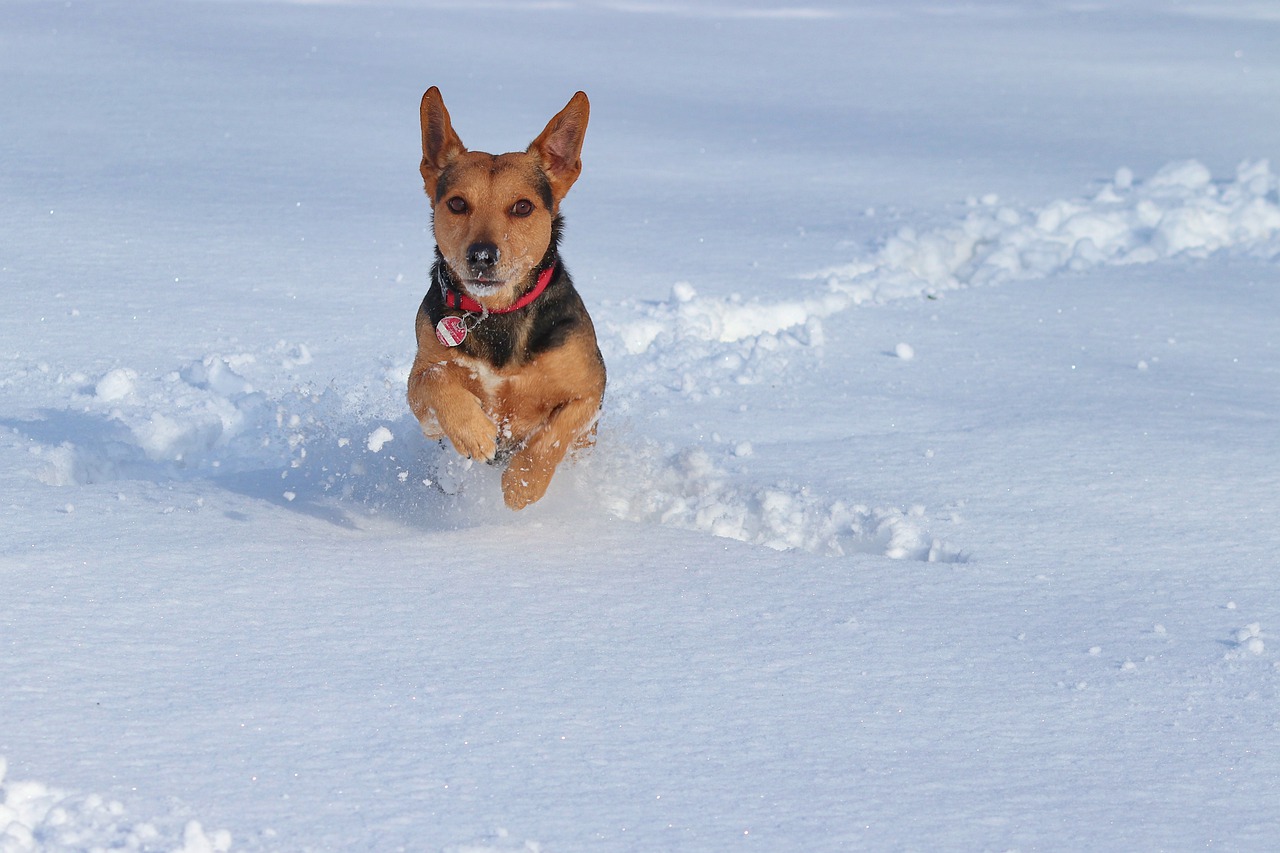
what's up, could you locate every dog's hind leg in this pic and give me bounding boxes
[501,394,601,509]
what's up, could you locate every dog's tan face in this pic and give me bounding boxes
[419,88,589,310]
[431,153,555,302]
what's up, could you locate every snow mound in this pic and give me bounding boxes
[826,157,1280,300]
[584,440,964,560]
[0,757,229,853]
[92,368,137,403]
[1227,623,1266,658]
[22,354,274,486]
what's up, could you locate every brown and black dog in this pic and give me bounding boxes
[407,87,605,509]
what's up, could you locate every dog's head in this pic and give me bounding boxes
[419,87,589,310]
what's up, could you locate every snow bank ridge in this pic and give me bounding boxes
[0,757,230,853]
[828,159,1280,299]
[616,159,1280,352]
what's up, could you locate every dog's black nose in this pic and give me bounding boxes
[466,242,500,273]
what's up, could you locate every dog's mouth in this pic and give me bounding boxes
[461,278,507,298]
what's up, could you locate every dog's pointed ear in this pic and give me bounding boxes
[420,86,466,198]
[528,91,590,206]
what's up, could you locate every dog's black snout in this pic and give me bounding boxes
[466,242,500,273]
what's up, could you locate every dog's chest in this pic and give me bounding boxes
[449,348,576,447]
[454,353,509,403]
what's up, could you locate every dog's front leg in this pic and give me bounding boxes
[501,394,601,509]
[407,362,498,462]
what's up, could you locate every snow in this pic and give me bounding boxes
[3,0,1280,850]
[366,426,395,454]
[0,757,231,853]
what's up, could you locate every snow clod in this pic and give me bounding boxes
[366,426,394,453]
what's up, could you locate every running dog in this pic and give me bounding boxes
[407,87,605,509]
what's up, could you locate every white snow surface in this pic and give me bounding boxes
[2,0,1279,850]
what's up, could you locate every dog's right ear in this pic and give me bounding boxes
[420,87,466,198]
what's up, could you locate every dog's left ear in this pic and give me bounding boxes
[528,91,590,206]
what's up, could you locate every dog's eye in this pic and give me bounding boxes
[511,199,535,217]
[445,197,468,214]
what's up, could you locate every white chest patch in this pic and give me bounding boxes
[456,354,507,400]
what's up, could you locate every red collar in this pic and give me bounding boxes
[443,264,556,315]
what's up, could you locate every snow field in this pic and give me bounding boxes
[4,2,1280,844]
[8,160,1279,566]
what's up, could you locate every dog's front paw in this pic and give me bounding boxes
[438,404,498,462]
[501,454,554,510]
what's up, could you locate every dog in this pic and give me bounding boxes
[407,87,605,509]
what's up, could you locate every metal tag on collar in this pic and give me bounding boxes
[435,308,488,348]
[435,314,469,347]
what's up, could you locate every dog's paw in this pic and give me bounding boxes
[439,405,498,462]
[448,426,498,462]
[501,456,554,510]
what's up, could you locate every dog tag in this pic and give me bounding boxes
[435,315,468,347]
